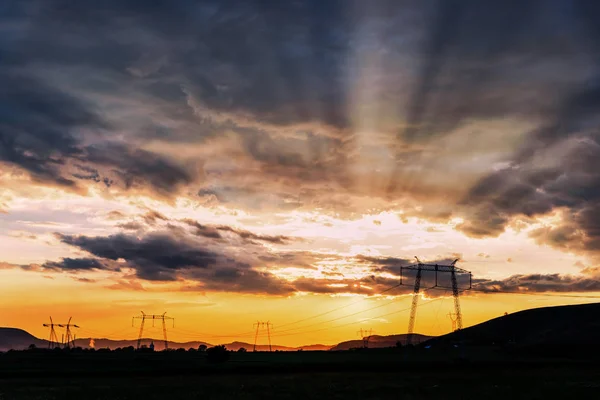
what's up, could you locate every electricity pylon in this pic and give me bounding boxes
[447,312,458,332]
[357,328,374,348]
[132,312,174,350]
[253,321,273,352]
[401,257,471,345]
[43,317,60,349]
[406,257,423,346]
[58,317,79,349]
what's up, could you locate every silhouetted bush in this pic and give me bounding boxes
[237,347,247,353]
[96,348,111,353]
[198,344,207,352]
[206,345,230,364]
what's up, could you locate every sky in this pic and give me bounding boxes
[1,0,600,347]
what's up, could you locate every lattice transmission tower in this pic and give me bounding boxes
[253,321,273,352]
[401,257,471,345]
[43,317,60,349]
[357,328,375,348]
[447,311,458,332]
[58,317,79,349]
[132,312,175,350]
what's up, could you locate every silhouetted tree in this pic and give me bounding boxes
[28,344,37,351]
[198,344,207,352]
[237,347,247,353]
[206,345,230,364]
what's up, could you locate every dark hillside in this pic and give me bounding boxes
[0,327,47,351]
[426,302,600,348]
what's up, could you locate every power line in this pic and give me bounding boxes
[272,292,412,335]
[271,287,444,338]
[275,283,402,330]
[165,286,445,342]
[271,296,445,338]
[171,327,256,339]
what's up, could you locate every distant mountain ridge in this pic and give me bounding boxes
[0,328,423,352]
[0,329,332,352]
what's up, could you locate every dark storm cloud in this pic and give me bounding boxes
[6,0,600,262]
[405,1,600,258]
[22,225,597,295]
[0,4,195,195]
[38,257,117,272]
[457,94,600,252]
[0,73,98,188]
[374,0,600,261]
[142,210,168,225]
[180,219,223,239]
[401,0,546,143]
[71,165,101,183]
[180,218,298,244]
[82,144,194,195]
[474,273,600,293]
[356,255,412,269]
[185,269,296,296]
[39,228,458,296]
[6,0,353,129]
[52,229,297,294]
[0,70,194,194]
[57,233,219,281]
[215,225,297,245]
[1,0,365,205]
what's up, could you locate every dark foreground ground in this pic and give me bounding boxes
[0,349,598,399]
[1,368,599,400]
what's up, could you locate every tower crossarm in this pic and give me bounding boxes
[401,264,470,275]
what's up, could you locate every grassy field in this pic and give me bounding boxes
[1,367,599,400]
[0,349,598,399]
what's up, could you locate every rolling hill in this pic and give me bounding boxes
[0,328,48,351]
[426,302,600,347]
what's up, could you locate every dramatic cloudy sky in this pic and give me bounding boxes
[1,0,600,346]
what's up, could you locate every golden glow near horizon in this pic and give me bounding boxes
[2,1,600,348]
[1,191,598,346]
